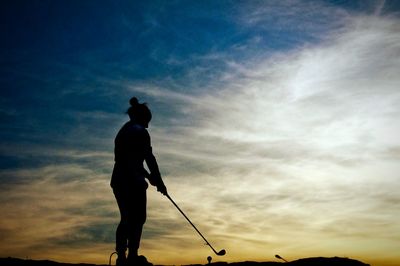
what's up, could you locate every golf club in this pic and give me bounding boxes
[275,254,289,262]
[166,194,226,256]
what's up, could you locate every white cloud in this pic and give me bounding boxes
[1,6,399,266]
[137,14,400,264]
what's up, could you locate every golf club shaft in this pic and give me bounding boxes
[166,194,219,255]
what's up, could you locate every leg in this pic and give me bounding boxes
[127,188,147,259]
[114,189,129,258]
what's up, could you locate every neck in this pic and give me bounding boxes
[130,118,147,128]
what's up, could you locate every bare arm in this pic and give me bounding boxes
[143,130,167,195]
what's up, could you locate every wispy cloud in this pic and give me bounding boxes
[1,2,399,266]
[131,13,400,264]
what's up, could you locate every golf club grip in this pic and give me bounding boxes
[166,194,216,252]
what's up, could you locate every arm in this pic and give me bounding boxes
[143,130,167,195]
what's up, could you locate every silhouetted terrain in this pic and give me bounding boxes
[0,257,370,266]
[187,256,370,266]
[0,258,104,266]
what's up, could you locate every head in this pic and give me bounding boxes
[127,97,152,128]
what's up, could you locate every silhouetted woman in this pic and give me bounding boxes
[111,97,167,266]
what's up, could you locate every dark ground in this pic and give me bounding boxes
[0,257,370,266]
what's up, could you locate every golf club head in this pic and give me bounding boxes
[217,249,226,256]
[275,254,288,262]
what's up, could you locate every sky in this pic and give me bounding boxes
[1,0,400,265]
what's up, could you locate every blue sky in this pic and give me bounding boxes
[1,1,400,265]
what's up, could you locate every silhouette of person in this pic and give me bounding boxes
[111,97,167,266]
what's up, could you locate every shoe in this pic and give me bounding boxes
[116,256,127,266]
[116,253,127,266]
[127,255,153,266]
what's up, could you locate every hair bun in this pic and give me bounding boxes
[129,97,139,106]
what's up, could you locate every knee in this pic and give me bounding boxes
[128,214,146,226]
[119,217,129,226]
